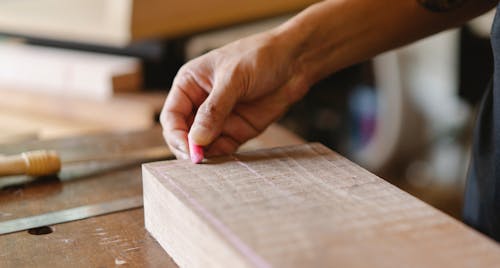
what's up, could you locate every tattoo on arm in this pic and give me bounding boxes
[417,0,467,12]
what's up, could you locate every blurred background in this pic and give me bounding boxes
[0,1,495,219]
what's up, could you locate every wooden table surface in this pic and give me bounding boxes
[0,124,304,267]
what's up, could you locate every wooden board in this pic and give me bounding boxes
[143,143,500,267]
[130,0,317,43]
[0,0,318,46]
[0,89,155,140]
[0,41,142,100]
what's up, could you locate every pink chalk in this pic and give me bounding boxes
[188,137,204,164]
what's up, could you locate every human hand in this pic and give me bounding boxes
[160,0,497,162]
[160,31,310,161]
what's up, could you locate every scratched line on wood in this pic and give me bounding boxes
[158,169,272,268]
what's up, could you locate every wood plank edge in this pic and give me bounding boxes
[142,165,255,268]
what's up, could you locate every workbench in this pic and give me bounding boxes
[0,124,304,267]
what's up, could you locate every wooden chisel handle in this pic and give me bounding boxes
[0,150,61,177]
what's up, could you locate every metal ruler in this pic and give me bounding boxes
[0,196,143,235]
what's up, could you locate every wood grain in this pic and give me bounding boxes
[0,128,169,267]
[0,89,155,140]
[1,125,304,267]
[143,143,500,267]
[0,208,177,268]
[0,0,317,46]
[131,0,318,41]
[0,42,142,99]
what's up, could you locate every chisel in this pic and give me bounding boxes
[0,146,172,177]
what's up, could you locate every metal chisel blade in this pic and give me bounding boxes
[0,196,143,235]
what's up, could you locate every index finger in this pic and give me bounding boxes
[160,74,208,159]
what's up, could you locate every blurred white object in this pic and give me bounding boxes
[400,29,468,134]
[355,50,420,171]
[357,29,470,186]
[401,29,470,185]
[468,9,495,38]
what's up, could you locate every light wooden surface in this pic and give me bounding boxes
[0,0,317,46]
[0,127,173,267]
[130,0,317,43]
[0,42,142,100]
[0,89,156,141]
[143,143,500,267]
[0,125,304,267]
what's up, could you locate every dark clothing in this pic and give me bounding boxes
[463,4,500,241]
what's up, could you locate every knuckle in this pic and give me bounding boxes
[196,115,216,132]
[200,101,221,123]
[286,77,310,104]
[178,61,195,75]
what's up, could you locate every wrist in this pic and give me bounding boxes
[261,29,309,104]
[269,1,340,88]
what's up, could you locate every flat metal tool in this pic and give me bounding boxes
[0,196,143,235]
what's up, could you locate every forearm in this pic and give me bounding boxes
[271,0,497,86]
[160,0,497,159]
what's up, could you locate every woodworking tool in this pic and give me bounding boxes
[0,146,172,178]
[0,150,61,177]
[0,196,143,235]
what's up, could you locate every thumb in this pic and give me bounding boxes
[189,83,239,146]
